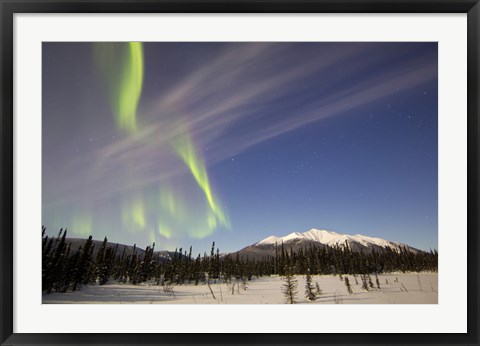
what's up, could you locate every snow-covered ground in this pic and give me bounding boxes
[43,272,437,304]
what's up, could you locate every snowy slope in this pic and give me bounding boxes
[254,228,416,253]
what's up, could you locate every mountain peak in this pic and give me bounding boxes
[255,235,282,246]
[252,228,419,254]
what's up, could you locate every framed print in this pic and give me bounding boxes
[1,1,479,345]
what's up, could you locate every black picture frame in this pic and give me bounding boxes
[1,1,479,345]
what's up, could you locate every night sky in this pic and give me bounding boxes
[42,42,438,253]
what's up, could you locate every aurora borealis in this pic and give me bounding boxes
[42,42,438,252]
[93,42,144,134]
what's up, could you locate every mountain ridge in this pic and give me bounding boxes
[256,228,405,249]
[53,227,425,259]
[235,228,423,259]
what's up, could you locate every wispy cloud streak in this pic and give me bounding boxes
[95,44,436,183]
[44,42,437,220]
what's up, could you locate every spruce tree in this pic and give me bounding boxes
[361,274,369,291]
[315,281,323,296]
[304,270,317,301]
[344,277,353,295]
[368,274,374,289]
[282,265,298,304]
[72,236,94,291]
[94,237,108,284]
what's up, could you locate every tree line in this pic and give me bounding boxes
[42,226,438,294]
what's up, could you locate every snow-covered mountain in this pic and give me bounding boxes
[256,228,405,249]
[237,228,422,258]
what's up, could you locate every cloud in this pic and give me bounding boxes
[92,43,436,189]
[43,43,437,242]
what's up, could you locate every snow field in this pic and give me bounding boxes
[43,272,437,304]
